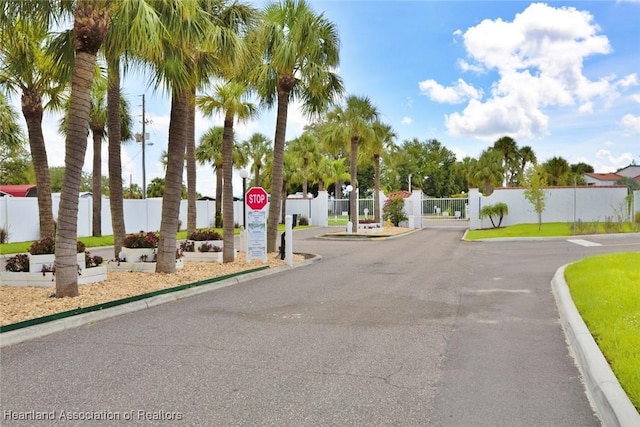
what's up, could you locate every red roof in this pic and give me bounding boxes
[584,172,621,181]
[386,190,413,199]
[0,185,37,197]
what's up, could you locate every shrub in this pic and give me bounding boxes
[28,237,56,255]
[383,196,407,226]
[123,231,159,248]
[188,229,222,241]
[85,251,103,268]
[298,216,309,226]
[197,242,222,252]
[0,227,7,244]
[635,212,640,224]
[179,241,195,253]
[359,219,377,224]
[5,253,29,272]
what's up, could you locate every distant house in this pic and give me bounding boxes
[583,164,640,186]
[0,184,37,197]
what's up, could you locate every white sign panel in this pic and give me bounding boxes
[246,210,267,263]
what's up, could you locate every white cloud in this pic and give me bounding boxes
[418,78,483,104]
[401,116,413,125]
[594,149,635,172]
[631,94,640,103]
[433,3,632,140]
[620,113,640,133]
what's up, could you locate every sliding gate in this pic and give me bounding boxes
[421,197,469,228]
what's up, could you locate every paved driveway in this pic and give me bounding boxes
[1,228,638,426]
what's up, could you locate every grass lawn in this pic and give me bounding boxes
[0,224,309,255]
[565,253,640,411]
[465,222,639,240]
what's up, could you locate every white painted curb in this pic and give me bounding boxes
[551,264,640,427]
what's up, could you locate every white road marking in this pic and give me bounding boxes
[567,239,602,247]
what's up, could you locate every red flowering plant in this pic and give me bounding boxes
[29,237,86,255]
[123,231,159,248]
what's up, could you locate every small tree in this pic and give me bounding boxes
[523,164,547,230]
[480,202,509,228]
[383,196,408,226]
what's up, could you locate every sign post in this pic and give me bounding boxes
[245,187,268,263]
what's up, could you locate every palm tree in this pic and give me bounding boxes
[517,145,537,186]
[103,4,162,258]
[241,133,272,187]
[0,92,26,164]
[251,0,344,251]
[196,127,225,227]
[323,95,379,229]
[543,156,571,186]
[493,136,518,187]
[286,132,320,197]
[471,148,503,196]
[197,80,257,263]
[0,17,68,239]
[370,121,396,223]
[322,157,350,194]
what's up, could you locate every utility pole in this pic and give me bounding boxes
[141,94,146,199]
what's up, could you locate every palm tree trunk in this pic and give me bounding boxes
[55,51,99,297]
[107,59,125,258]
[55,1,108,297]
[215,164,223,227]
[222,116,235,263]
[350,135,358,232]
[267,89,290,252]
[374,154,381,223]
[186,86,197,235]
[156,91,188,273]
[91,128,103,236]
[21,89,54,238]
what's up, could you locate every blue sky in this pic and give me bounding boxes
[29,0,640,196]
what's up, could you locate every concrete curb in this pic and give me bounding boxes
[0,253,322,349]
[551,265,640,427]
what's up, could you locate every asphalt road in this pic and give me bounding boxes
[1,228,639,426]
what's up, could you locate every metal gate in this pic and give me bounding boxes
[421,197,469,228]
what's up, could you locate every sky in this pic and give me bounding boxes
[19,0,640,197]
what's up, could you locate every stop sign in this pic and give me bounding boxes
[246,187,268,210]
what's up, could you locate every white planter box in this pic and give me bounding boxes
[121,247,156,263]
[189,240,223,251]
[107,258,184,272]
[0,266,107,287]
[28,253,86,273]
[181,250,236,263]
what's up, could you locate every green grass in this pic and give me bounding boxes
[0,224,309,255]
[465,221,639,240]
[565,253,640,411]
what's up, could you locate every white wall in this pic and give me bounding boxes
[1,195,288,243]
[468,186,629,230]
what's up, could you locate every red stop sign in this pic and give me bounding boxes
[246,187,268,210]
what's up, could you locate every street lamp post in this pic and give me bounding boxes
[239,169,249,229]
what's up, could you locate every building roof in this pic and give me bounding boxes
[584,172,622,181]
[386,190,413,199]
[0,184,37,197]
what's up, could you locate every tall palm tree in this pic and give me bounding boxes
[0,92,26,152]
[251,0,343,251]
[102,0,165,258]
[493,136,519,187]
[543,156,571,186]
[370,121,396,223]
[321,157,350,194]
[0,17,69,239]
[323,95,379,230]
[148,0,248,272]
[196,127,225,226]
[241,132,272,187]
[197,80,257,262]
